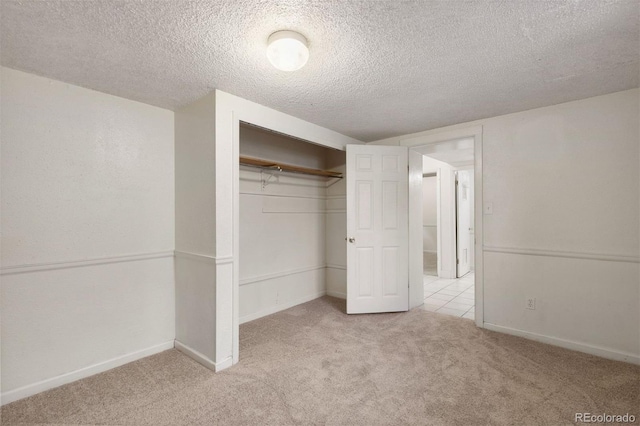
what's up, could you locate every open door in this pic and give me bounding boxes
[346,144,409,314]
[456,170,471,277]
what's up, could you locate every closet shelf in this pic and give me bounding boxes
[239,156,343,179]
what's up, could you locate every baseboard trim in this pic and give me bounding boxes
[326,290,346,299]
[240,291,326,324]
[240,265,325,286]
[1,251,174,276]
[174,340,233,372]
[1,340,175,405]
[484,323,640,365]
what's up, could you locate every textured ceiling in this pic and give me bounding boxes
[1,1,638,142]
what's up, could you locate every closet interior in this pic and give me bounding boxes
[239,123,347,323]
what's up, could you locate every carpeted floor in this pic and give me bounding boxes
[2,296,639,425]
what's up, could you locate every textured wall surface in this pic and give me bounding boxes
[1,68,175,400]
[422,176,437,253]
[1,1,637,141]
[1,68,175,265]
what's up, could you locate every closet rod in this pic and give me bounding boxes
[239,155,343,179]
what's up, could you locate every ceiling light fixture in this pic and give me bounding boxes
[266,30,309,72]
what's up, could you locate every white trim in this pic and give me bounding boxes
[474,127,484,328]
[1,341,174,405]
[174,340,232,372]
[326,290,347,299]
[483,246,640,263]
[174,250,216,262]
[239,291,326,324]
[326,263,347,270]
[0,251,174,276]
[215,356,234,371]
[215,256,234,265]
[174,251,234,265]
[401,125,484,148]
[484,323,640,365]
[239,265,325,286]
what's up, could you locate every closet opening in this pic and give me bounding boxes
[237,123,347,333]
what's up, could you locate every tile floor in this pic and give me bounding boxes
[422,272,475,320]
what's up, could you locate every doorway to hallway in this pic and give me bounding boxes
[417,149,475,320]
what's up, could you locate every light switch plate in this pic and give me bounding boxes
[484,203,493,215]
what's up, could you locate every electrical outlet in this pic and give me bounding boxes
[526,298,536,310]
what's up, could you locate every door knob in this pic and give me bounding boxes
[348,237,356,243]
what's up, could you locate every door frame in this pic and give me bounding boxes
[401,126,484,328]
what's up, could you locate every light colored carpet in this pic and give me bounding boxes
[2,296,639,425]
[423,251,437,276]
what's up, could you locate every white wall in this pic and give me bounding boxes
[481,89,639,362]
[371,89,640,363]
[174,93,218,369]
[422,176,437,253]
[1,68,175,403]
[238,125,331,322]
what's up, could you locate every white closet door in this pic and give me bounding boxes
[346,144,409,314]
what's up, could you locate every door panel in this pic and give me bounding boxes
[347,144,409,314]
[382,181,399,229]
[357,247,374,297]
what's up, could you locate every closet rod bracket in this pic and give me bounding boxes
[261,168,281,188]
[326,177,342,188]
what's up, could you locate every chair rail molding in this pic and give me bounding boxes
[0,251,175,276]
[483,245,640,263]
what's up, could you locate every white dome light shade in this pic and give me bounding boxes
[267,30,309,71]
